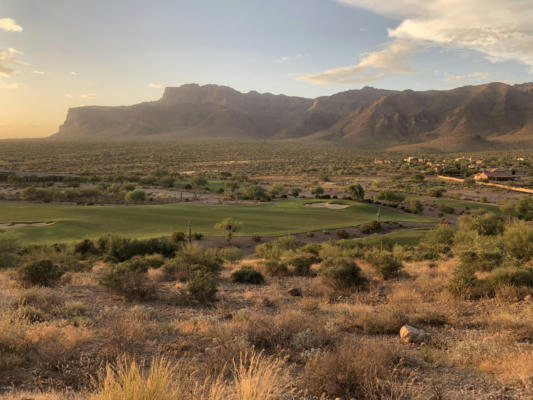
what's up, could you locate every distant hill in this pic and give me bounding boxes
[52,82,533,151]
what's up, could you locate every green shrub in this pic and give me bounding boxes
[503,222,533,263]
[320,257,367,290]
[438,204,455,214]
[256,236,302,260]
[483,267,533,294]
[100,261,155,300]
[360,221,381,234]
[262,259,288,276]
[408,199,423,213]
[284,252,318,276]
[231,267,265,284]
[447,264,478,299]
[124,189,146,203]
[417,224,456,259]
[18,260,64,287]
[428,187,446,198]
[218,246,243,264]
[459,211,504,236]
[336,229,350,239]
[187,271,217,302]
[162,246,222,281]
[455,231,504,271]
[0,235,20,269]
[376,190,404,203]
[170,232,186,244]
[365,250,403,280]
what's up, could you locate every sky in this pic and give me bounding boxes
[1,0,533,138]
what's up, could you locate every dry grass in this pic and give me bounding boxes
[479,349,533,388]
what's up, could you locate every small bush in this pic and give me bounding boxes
[438,204,455,214]
[100,264,155,300]
[218,246,243,264]
[285,252,318,276]
[170,231,185,243]
[483,266,533,294]
[231,267,265,284]
[447,264,478,299]
[124,189,146,203]
[187,271,217,302]
[360,220,381,234]
[376,190,405,203]
[262,259,288,276]
[336,229,350,239]
[320,257,367,290]
[18,260,64,287]
[365,250,403,280]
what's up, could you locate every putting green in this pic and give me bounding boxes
[0,199,433,244]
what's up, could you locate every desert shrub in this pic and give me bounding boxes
[17,260,64,287]
[187,271,217,302]
[242,184,270,201]
[320,257,367,290]
[231,267,265,284]
[303,338,406,399]
[163,246,222,281]
[447,264,479,299]
[459,211,504,236]
[0,235,20,269]
[262,259,288,276]
[428,187,446,197]
[170,231,186,243]
[360,220,381,234]
[300,242,322,256]
[284,252,318,276]
[455,231,504,271]
[256,236,302,260]
[218,246,243,264]
[483,267,533,294]
[376,190,404,203]
[97,235,177,261]
[74,239,98,256]
[365,250,404,280]
[358,235,394,251]
[336,229,350,239]
[251,235,262,243]
[124,189,146,203]
[417,224,456,259]
[438,203,455,214]
[408,199,423,213]
[100,263,155,300]
[503,222,533,263]
[356,306,408,334]
[192,232,203,240]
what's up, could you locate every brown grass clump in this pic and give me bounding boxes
[90,356,184,400]
[303,337,410,399]
[479,350,533,389]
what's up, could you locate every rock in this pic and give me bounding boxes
[524,294,532,302]
[400,324,428,344]
[288,287,302,297]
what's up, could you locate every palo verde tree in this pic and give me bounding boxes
[214,218,243,243]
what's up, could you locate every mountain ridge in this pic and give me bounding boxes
[52,82,533,151]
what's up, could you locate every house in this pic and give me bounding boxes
[474,168,522,181]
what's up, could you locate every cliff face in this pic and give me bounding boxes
[53,82,533,151]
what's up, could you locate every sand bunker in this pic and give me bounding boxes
[305,202,349,210]
[0,222,54,229]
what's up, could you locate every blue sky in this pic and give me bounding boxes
[1,0,533,137]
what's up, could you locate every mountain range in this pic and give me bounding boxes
[52,82,533,151]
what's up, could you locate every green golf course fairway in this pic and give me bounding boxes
[0,199,433,244]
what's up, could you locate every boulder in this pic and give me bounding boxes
[400,324,428,344]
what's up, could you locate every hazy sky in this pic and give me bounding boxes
[1,0,533,138]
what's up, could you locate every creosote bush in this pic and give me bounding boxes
[187,271,218,303]
[231,267,265,284]
[320,257,367,291]
[365,250,404,280]
[17,260,64,287]
[447,263,479,299]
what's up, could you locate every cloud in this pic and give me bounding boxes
[0,48,23,77]
[277,54,304,63]
[32,70,45,75]
[0,18,22,32]
[148,82,164,88]
[0,81,22,89]
[445,71,491,81]
[298,39,421,84]
[338,0,533,71]
[80,93,96,99]
[71,71,78,76]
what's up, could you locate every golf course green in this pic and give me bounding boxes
[0,199,433,244]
